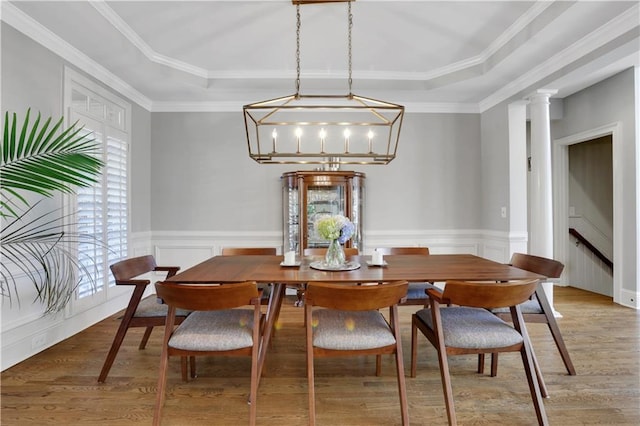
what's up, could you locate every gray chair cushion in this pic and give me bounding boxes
[168,309,256,351]
[406,282,440,300]
[415,307,524,349]
[312,309,396,350]
[134,295,191,318]
[492,299,542,314]
[258,284,271,299]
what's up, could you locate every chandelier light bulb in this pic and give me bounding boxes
[295,127,303,153]
[319,128,327,153]
[272,129,278,153]
[343,128,351,153]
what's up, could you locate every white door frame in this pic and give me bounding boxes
[553,122,621,303]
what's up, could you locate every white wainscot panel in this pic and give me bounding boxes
[155,245,216,272]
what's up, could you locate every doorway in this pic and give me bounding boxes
[553,123,621,301]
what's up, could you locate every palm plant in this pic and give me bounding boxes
[1,109,104,314]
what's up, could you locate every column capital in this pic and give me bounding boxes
[526,89,558,103]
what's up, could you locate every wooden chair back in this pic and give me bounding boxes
[510,253,564,278]
[303,247,359,256]
[374,247,432,306]
[110,255,179,283]
[376,247,429,255]
[305,281,408,311]
[221,247,276,305]
[156,281,259,311]
[439,279,539,309]
[222,247,277,256]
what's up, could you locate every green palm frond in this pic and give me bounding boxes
[1,109,106,314]
[1,109,104,217]
[1,202,103,315]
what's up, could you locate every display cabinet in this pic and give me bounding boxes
[282,171,365,255]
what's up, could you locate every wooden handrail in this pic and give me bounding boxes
[569,228,613,271]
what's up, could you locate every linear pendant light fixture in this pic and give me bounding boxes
[243,0,404,165]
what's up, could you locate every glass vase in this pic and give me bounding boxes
[324,239,346,267]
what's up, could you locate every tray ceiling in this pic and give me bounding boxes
[3,0,639,112]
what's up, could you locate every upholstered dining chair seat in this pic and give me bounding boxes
[415,307,524,349]
[132,296,191,318]
[168,309,257,352]
[312,309,397,350]
[406,282,439,300]
[492,299,542,315]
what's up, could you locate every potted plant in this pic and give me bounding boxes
[1,109,104,314]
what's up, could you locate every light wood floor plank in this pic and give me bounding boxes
[2,286,639,425]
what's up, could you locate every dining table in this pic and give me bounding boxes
[164,253,547,382]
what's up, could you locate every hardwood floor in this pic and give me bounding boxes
[2,286,639,425]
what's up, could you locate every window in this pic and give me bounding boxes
[64,68,131,309]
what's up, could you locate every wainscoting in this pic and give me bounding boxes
[151,228,527,269]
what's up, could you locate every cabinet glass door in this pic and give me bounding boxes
[282,171,364,255]
[283,181,299,254]
[305,184,346,248]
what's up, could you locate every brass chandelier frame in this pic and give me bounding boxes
[243,0,404,165]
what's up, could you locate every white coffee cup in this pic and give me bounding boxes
[371,250,383,265]
[284,251,296,265]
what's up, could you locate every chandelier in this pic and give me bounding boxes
[243,0,404,165]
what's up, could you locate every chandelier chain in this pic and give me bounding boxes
[348,1,353,95]
[295,4,301,96]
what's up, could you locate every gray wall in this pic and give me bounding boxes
[1,25,62,118]
[149,112,483,233]
[130,103,152,232]
[150,112,290,232]
[479,102,510,233]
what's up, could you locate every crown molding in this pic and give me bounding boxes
[1,2,153,110]
[479,3,640,112]
[150,100,479,114]
[88,0,550,86]
[89,1,209,79]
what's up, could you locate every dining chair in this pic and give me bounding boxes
[483,253,575,377]
[98,255,189,383]
[153,280,262,426]
[410,279,548,426]
[221,247,280,347]
[304,280,410,426]
[221,247,277,305]
[376,247,437,306]
[293,246,360,307]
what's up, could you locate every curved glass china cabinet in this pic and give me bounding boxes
[282,171,365,255]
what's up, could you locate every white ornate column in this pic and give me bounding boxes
[528,89,559,314]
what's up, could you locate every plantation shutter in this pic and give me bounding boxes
[65,68,130,308]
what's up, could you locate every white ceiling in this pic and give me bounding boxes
[3,0,639,112]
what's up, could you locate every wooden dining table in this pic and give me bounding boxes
[164,253,546,382]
